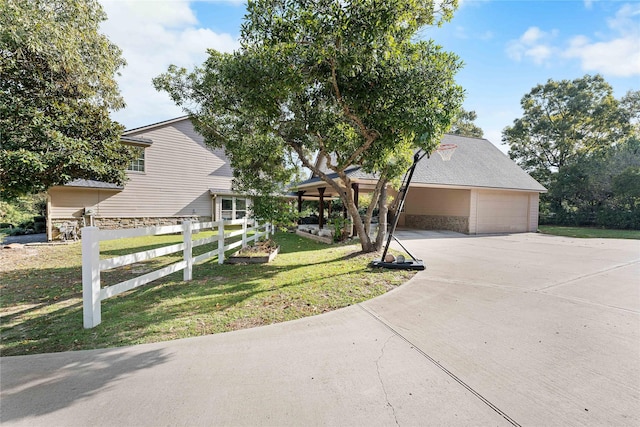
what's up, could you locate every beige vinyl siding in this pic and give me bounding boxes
[51,119,233,219]
[528,193,540,232]
[469,189,479,234]
[49,188,120,218]
[404,187,470,216]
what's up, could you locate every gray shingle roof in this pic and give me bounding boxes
[412,134,546,191]
[121,135,153,146]
[209,188,239,196]
[64,179,124,190]
[295,134,546,192]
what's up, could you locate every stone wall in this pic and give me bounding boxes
[404,214,469,234]
[49,216,211,240]
[94,216,210,230]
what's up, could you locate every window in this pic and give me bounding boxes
[127,146,145,172]
[235,198,247,219]
[220,197,248,220]
[221,198,233,220]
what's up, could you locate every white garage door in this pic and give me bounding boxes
[476,191,529,233]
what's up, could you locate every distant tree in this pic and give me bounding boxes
[547,138,640,228]
[0,0,134,199]
[503,75,633,185]
[155,0,464,252]
[449,108,483,138]
[620,90,640,124]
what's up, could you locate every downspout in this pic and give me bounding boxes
[211,195,216,221]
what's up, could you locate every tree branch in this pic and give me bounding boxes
[329,58,378,169]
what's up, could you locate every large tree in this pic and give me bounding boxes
[449,108,483,138]
[502,74,633,184]
[155,0,464,252]
[0,0,133,199]
[547,137,640,229]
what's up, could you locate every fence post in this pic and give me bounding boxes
[254,219,259,242]
[218,221,225,264]
[183,221,192,281]
[82,226,101,328]
[242,217,248,248]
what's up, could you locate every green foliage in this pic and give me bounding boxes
[0,193,46,226]
[543,139,640,229]
[250,195,300,231]
[539,226,640,240]
[449,108,483,138]
[505,74,639,230]
[613,166,640,200]
[331,216,352,242]
[154,0,464,252]
[0,0,134,198]
[503,75,633,185]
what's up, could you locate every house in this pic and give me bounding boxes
[47,117,545,240]
[293,134,547,234]
[46,117,249,241]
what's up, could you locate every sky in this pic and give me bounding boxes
[99,0,640,152]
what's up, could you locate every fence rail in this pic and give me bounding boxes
[82,219,270,328]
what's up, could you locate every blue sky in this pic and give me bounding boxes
[99,0,640,151]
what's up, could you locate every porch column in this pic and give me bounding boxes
[297,191,304,216]
[318,187,325,229]
[352,183,360,208]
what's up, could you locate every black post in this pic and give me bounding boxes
[297,191,304,213]
[379,151,426,262]
[318,187,325,229]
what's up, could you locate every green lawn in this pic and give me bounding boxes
[539,225,640,239]
[0,231,414,356]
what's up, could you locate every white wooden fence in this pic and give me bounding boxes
[82,219,271,328]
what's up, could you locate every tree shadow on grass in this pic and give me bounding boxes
[1,231,406,356]
[0,347,169,424]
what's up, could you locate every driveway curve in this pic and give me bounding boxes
[2,232,639,426]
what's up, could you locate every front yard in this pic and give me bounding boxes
[0,232,414,356]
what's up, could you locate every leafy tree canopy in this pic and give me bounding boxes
[502,74,636,185]
[155,0,464,252]
[546,137,640,229]
[0,0,134,199]
[449,108,483,138]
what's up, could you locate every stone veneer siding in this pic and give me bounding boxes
[404,214,469,234]
[94,216,210,230]
[49,216,212,240]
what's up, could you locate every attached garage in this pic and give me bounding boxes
[471,190,539,234]
[293,133,546,235]
[400,135,546,234]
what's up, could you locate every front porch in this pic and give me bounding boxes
[293,167,384,230]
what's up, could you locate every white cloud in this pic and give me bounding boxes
[99,0,240,129]
[520,27,545,44]
[506,4,640,77]
[563,4,640,77]
[506,26,557,65]
[526,45,552,65]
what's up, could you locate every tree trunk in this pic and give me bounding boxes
[341,182,377,252]
[374,184,388,251]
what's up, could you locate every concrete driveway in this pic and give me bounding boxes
[1,232,639,426]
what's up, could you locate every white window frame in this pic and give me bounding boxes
[219,196,249,220]
[127,146,146,173]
